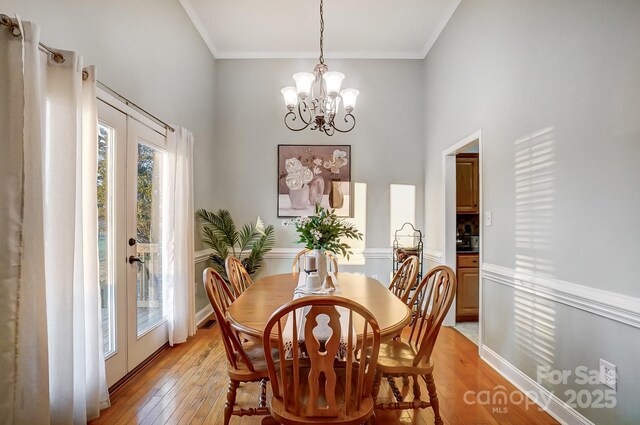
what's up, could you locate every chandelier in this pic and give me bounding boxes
[280,0,359,136]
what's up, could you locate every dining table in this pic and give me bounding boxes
[226,272,412,341]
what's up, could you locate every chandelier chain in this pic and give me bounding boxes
[319,0,324,64]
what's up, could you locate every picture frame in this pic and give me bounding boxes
[277,144,352,217]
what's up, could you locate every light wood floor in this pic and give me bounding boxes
[91,321,559,425]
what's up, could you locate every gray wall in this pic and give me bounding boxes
[0,0,217,220]
[213,59,425,262]
[423,0,640,423]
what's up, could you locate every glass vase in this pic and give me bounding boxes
[310,249,328,284]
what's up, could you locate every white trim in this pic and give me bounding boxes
[420,0,461,58]
[424,249,443,265]
[179,0,458,60]
[195,247,427,262]
[195,249,213,264]
[179,0,218,58]
[263,248,301,259]
[213,50,428,60]
[480,345,595,425]
[482,263,640,329]
[360,248,393,260]
[195,305,214,327]
[441,130,482,330]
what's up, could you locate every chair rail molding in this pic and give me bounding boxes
[195,248,213,264]
[482,263,640,329]
[424,249,444,265]
[480,345,595,425]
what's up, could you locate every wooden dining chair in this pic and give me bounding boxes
[203,268,269,425]
[263,296,381,425]
[372,265,456,425]
[225,256,253,297]
[291,248,339,274]
[388,256,420,304]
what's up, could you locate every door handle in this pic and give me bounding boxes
[128,255,145,265]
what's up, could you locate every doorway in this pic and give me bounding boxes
[97,99,170,387]
[442,130,482,349]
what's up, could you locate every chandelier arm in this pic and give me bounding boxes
[323,124,335,136]
[284,111,312,132]
[330,113,356,133]
[297,101,312,125]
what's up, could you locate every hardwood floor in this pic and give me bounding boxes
[91,321,559,425]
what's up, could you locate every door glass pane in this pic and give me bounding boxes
[136,142,166,336]
[98,124,116,357]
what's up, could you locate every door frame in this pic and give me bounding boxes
[441,130,483,350]
[97,87,170,386]
[97,100,128,387]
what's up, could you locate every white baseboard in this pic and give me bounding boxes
[480,345,594,425]
[195,305,213,327]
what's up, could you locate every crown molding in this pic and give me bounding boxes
[419,0,461,59]
[179,0,218,58]
[213,50,427,60]
[180,0,460,61]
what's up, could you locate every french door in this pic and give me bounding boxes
[98,100,169,387]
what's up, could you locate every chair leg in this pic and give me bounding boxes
[372,370,383,399]
[365,411,377,425]
[424,373,442,425]
[412,375,421,400]
[225,379,240,425]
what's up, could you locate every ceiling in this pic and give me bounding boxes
[179,0,461,59]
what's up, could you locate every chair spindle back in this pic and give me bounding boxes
[406,265,456,366]
[388,256,420,303]
[225,256,254,297]
[203,267,254,372]
[263,296,380,419]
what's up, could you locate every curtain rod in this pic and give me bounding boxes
[2,13,176,134]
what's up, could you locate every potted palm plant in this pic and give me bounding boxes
[196,209,275,282]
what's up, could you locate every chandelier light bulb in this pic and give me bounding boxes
[323,72,345,97]
[340,88,359,113]
[281,86,298,110]
[293,72,315,99]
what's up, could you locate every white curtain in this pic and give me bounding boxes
[0,19,109,424]
[164,128,196,346]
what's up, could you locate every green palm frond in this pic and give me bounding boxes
[196,209,238,246]
[237,221,260,254]
[202,226,229,259]
[196,209,275,281]
[245,225,275,274]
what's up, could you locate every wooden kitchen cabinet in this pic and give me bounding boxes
[456,253,479,321]
[456,154,479,214]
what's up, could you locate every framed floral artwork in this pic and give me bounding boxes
[278,145,352,217]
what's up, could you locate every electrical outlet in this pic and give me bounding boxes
[600,359,617,390]
[485,211,492,226]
